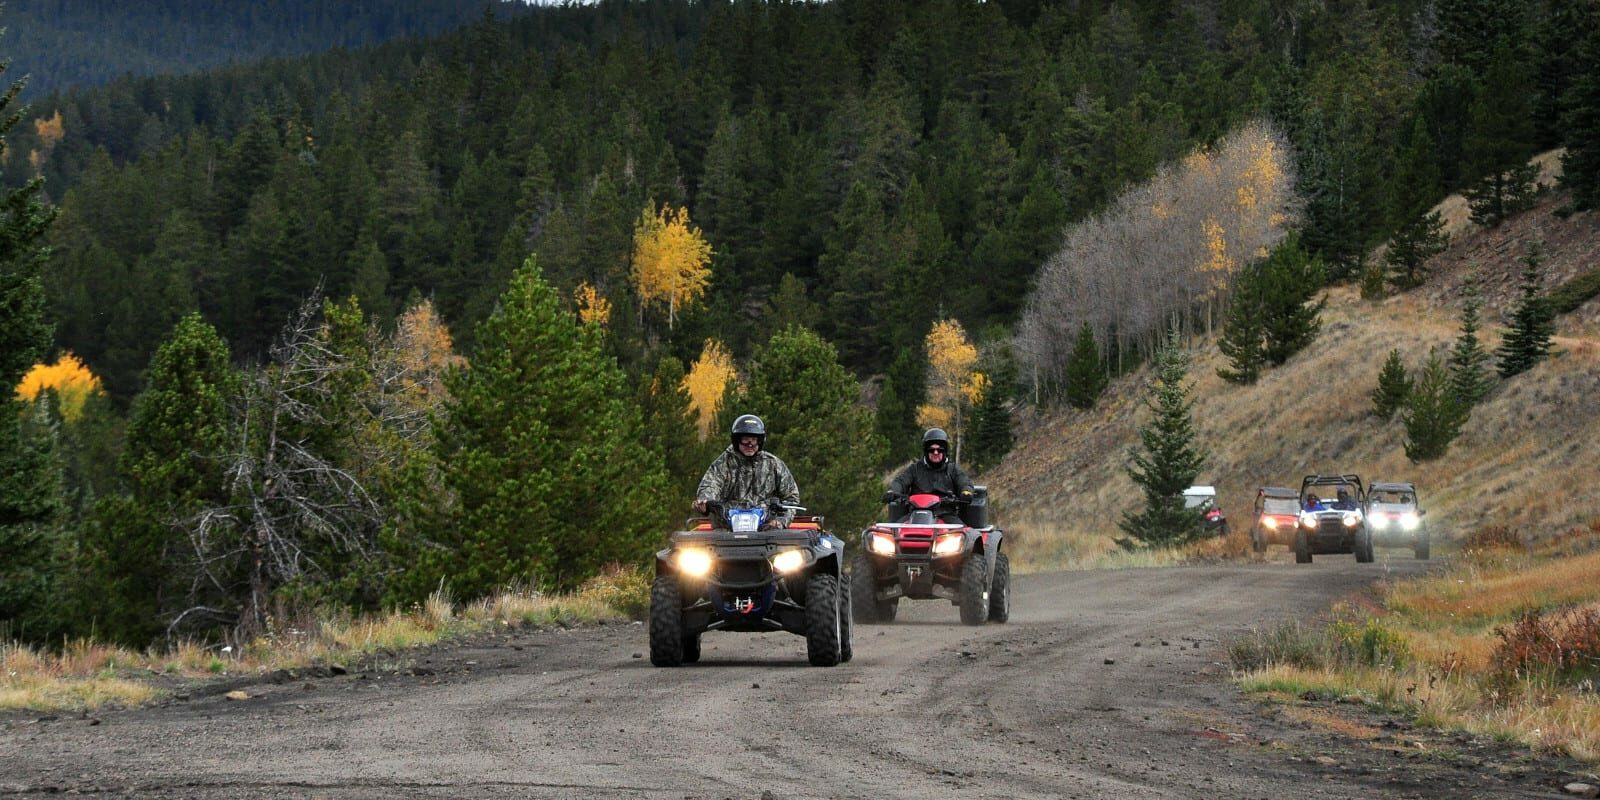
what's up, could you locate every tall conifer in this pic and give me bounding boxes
[1120,326,1208,548]
[430,257,670,597]
[1371,349,1412,420]
[1448,279,1495,408]
[0,50,60,642]
[745,326,887,533]
[87,313,235,643]
[1404,350,1462,462]
[1496,244,1557,378]
[1064,322,1107,409]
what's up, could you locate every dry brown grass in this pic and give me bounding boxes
[1237,531,1600,762]
[1,566,652,713]
[1388,550,1600,624]
[989,280,1600,573]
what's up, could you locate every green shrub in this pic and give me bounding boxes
[1549,267,1600,314]
[1332,619,1410,669]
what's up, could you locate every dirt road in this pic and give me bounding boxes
[1,556,1587,799]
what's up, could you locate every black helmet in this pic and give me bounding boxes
[921,428,950,467]
[731,414,766,449]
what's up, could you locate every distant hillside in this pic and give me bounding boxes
[988,169,1600,571]
[3,0,528,96]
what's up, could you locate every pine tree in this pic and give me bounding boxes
[965,380,1014,474]
[1464,47,1540,227]
[745,326,888,534]
[429,257,671,597]
[965,344,1018,473]
[1064,322,1107,409]
[87,313,235,643]
[1384,211,1449,291]
[875,345,926,468]
[1383,118,1449,291]
[1120,326,1208,548]
[1260,235,1325,366]
[1496,243,1557,378]
[1447,279,1495,408]
[0,398,68,641]
[1216,263,1267,385]
[1371,349,1413,420]
[1560,15,1600,210]
[1404,350,1463,462]
[638,355,702,502]
[0,49,61,641]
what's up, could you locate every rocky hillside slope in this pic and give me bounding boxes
[987,164,1600,570]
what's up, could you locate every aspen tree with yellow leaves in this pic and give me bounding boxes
[918,319,985,461]
[682,338,737,441]
[16,353,103,422]
[631,202,712,329]
[574,281,612,327]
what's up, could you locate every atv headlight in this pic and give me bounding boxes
[1300,514,1317,529]
[771,549,806,574]
[677,548,713,578]
[868,532,896,556]
[932,533,964,556]
[1400,512,1421,531]
[1262,516,1279,530]
[1369,512,1390,530]
[1342,513,1361,528]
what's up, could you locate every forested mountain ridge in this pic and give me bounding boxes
[20,0,1595,406]
[2,0,531,97]
[4,0,1599,647]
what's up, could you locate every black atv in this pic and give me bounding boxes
[650,501,852,667]
[851,487,1009,626]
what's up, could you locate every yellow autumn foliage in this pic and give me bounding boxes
[682,338,737,441]
[574,282,612,327]
[631,203,713,328]
[34,111,65,150]
[392,299,464,405]
[918,320,985,449]
[16,353,103,422]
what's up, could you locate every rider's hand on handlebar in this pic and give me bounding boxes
[882,490,901,504]
[693,499,708,513]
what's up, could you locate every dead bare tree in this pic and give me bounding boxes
[172,295,381,642]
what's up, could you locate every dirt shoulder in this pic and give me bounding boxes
[2,557,1593,799]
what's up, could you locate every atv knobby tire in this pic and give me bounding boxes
[850,554,897,624]
[959,553,989,626]
[1415,530,1430,560]
[1355,529,1375,563]
[649,577,685,667]
[1294,530,1312,564]
[988,551,1011,623]
[839,581,854,663]
[804,573,843,667]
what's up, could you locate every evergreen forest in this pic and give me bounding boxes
[2,0,1597,648]
[3,0,528,97]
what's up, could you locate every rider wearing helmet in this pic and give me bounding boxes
[693,414,801,530]
[884,428,975,523]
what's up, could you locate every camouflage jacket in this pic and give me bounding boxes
[695,447,801,526]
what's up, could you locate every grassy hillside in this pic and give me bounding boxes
[989,163,1600,571]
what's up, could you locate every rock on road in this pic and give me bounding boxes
[0,556,1577,799]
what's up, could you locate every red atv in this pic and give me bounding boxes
[850,488,1009,626]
